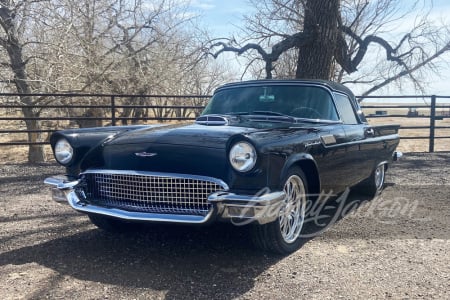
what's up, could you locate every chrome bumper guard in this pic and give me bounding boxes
[44,176,286,225]
[393,151,403,161]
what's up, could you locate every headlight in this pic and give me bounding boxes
[229,141,257,172]
[54,138,73,165]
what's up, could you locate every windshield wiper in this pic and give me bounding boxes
[251,111,290,117]
[294,118,342,124]
[252,111,341,124]
[225,111,291,117]
[247,111,296,123]
[224,112,250,116]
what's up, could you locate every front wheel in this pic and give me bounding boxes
[251,167,308,254]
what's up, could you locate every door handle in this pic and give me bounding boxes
[365,128,375,137]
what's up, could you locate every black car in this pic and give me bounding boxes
[45,79,400,254]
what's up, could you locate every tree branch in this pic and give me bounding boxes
[361,42,450,96]
[209,32,312,79]
[340,25,413,73]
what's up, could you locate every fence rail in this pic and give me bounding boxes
[0,93,449,153]
[357,95,450,152]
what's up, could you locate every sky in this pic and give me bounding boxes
[189,0,450,100]
[191,0,249,38]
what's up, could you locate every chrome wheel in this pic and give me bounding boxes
[250,168,309,254]
[354,163,387,197]
[279,174,306,244]
[374,164,385,191]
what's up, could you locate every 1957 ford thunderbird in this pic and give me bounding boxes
[45,79,401,254]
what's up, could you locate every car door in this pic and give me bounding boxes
[313,123,352,194]
[333,93,376,185]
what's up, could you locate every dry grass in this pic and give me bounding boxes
[368,117,450,152]
[363,103,450,152]
[1,106,449,164]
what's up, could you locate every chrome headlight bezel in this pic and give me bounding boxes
[229,141,257,173]
[54,138,74,165]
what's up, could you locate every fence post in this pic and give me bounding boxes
[111,95,116,126]
[429,95,436,153]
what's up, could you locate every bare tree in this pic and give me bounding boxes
[209,0,450,95]
[0,0,46,162]
[0,0,227,161]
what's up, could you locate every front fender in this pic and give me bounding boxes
[50,125,149,175]
[279,153,321,196]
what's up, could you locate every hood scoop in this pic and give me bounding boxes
[195,115,229,126]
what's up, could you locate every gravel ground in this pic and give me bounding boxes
[0,153,449,299]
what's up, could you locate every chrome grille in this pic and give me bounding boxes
[76,170,228,216]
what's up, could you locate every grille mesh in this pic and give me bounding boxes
[77,172,227,216]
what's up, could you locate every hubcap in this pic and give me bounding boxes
[279,175,306,244]
[375,165,385,190]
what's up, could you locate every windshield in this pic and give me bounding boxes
[202,85,340,121]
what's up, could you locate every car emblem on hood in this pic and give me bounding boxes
[135,152,157,157]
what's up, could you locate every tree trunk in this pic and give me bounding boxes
[22,106,47,162]
[10,57,46,163]
[296,0,340,79]
[1,4,46,163]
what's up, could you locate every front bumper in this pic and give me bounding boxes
[44,176,285,225]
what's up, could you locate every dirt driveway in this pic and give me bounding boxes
[0,153,449,299]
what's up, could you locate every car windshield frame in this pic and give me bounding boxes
[202,84,341,123]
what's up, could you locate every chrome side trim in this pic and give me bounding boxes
[135,152,157,157]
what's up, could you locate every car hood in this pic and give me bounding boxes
[90,122,313,176]
[105,123,256,149]
[96,123,258,177]
[72,121,319,184]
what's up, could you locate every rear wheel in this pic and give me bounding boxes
[355,164,386,198]
[251,167,308,254]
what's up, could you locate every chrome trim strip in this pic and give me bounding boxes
[208,191,285,206]
[135,152,157,157]
[209,191,286,224]
[80,169,229,190]
[196,120,228,126]
[44,177,80,189]
[377,160,389,167]
[66,190,213,224]
[195,115,229,126]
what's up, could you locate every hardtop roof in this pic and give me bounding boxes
[215,79,355,100]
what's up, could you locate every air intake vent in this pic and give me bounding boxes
[195,115,229,126]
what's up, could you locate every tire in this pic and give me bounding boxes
[88,214,135,233]
[355,163,386,198]
[251,167,308,255]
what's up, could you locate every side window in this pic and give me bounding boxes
[333,93,359,124]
